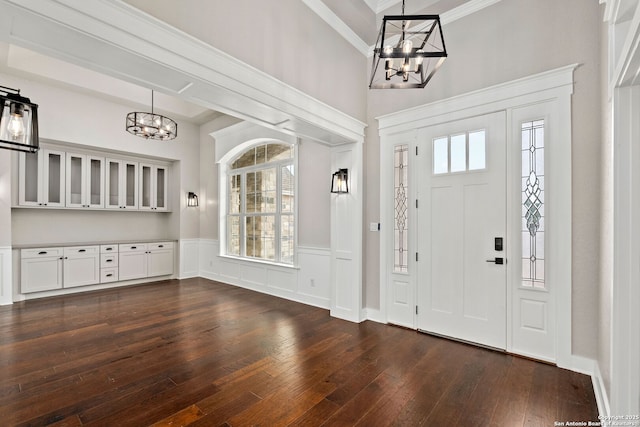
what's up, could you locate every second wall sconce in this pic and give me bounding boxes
[330,168,349,194]
[187,192,199,207]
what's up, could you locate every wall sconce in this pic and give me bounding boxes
[330,168,349,194]
[187,192,199,207]
[0,85,39,153]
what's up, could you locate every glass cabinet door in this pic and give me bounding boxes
[44,150,65,206]
[66,153,86,208]
[124,162,138,209]
[19,151,40,205]
[140,164,152,210]
[105,159,138,209]
[87,156,104,208]
[139,164,168,211]
[155,166,167,211]
[105,159,121,209]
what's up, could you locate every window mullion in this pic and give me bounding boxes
[240,172,246,258]
[275,165,282,263]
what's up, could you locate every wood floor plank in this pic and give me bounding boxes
[0,278,599,426]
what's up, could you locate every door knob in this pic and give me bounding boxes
[486,257,504,265]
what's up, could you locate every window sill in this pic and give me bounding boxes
[218,254,299,270]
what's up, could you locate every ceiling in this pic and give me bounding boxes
[0,0,471,127]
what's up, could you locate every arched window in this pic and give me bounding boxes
[225,142,295,264]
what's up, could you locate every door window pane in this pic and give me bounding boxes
[468,130,486,170]
[433,137,448,174]
[521,119,545,289]
[394,144,409,273]
[450,134,466,172]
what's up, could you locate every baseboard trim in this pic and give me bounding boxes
[592,361,611,418]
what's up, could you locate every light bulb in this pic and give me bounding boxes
[384,45,393,55]
[6,102,26,140]
[402,39,413,54]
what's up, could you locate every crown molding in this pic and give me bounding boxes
[440,0,503,25]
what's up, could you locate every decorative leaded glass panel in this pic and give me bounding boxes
[521,120,545,289]
[394,144,409,273]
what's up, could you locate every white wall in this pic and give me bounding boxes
[298,139,331,248]
[365,0,604,360]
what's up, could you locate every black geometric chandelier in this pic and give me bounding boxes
[126,90,177,140]
[369,0,447,89]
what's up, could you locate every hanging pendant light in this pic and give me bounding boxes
[126,90,177,140]
[369,0,447,89]
[0,85,39,153]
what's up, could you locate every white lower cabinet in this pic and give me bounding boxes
[148,242,173,276]
[20,241,173,295]
[119,242,174,280]
[63,246,100,288]
[21,246,99,293]
[118,244,148,281]
[21,248,64,293]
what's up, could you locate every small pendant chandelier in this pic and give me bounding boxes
[369,0,447,89]
[126,90,177,140]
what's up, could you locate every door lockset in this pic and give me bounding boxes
[486,257,504,265]
[494,237,504,251]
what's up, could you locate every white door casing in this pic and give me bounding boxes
[379,65,575,366]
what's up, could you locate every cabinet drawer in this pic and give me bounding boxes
[100,268,118,283]
[21,247,64,259]
[119,243,147,253]
[100,254,118,268]
[100,245,118,254]
[64,246,99,256]
[148,242,173,251]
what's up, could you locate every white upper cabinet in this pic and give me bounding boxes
[65,153,105,209]
[139,163,168,211]
[19,149,66,207]
[16,144,170,212]
[105,158,139,210]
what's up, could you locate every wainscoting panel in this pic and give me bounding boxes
[179,239,200,279]
[0,246,12,305]
[298,246,331,307]
[198,240,330,309]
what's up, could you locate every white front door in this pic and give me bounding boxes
[417,111,507,349]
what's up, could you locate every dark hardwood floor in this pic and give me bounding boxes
[0,278,598,426]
